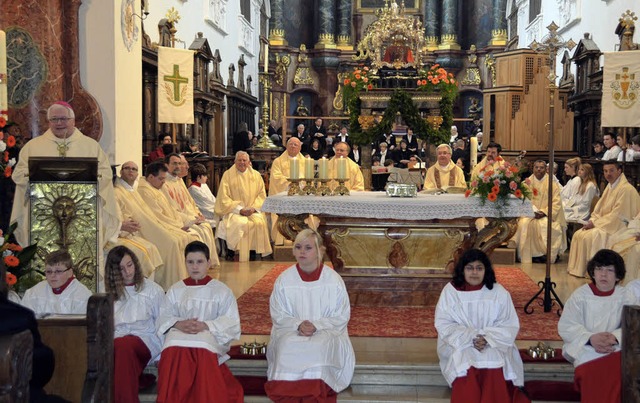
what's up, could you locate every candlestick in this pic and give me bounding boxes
[0,30,7,119]
[290,156,299,179]
[470,136,478,168]
[263,43,269,73]
[337,156,347,180]
[143,0,149,13]
[304,156,314,179]
[318,157,328,179]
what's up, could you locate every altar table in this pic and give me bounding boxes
[263,192,533,306]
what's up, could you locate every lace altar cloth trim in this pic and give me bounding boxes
[262,192,534,220]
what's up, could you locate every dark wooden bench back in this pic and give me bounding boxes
[0,330,33,403]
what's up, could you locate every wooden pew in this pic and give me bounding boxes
[622,304,640,402]
[0,330,33,403]
[38,294,114,403]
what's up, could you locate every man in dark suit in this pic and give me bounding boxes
[404,127,419,153]
[292,124,311,153]
[310,118,327,151]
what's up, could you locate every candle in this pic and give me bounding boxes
[470,136,478,168]
[337,156,347,180]
[0,30,7,119]
[318,157,328,179]
[143,0,149,13]
[263,43,269,73]
[290,157,299,179]
[304,156,313,179]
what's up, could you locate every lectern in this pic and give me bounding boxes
[28,157,99,292]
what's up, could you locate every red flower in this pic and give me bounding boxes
[4,255,20,267]
[7,243,22,252]
[344,78,350,85]
[487,192,498,202]
[496,156,503,162]
[5,272,17,286]
[367,84,373,90]
[6,135,16,148]
[464,189,472,198]
[3,151,8,162]
[532,188,539,196]
[514,189,523,198]
[491,185,500,193]
[0,116,6,128]
[4,166,12,178]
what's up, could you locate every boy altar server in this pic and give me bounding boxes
[22,250,91,317]
[155,241,243,402]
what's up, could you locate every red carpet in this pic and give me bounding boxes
[237,265,561,340]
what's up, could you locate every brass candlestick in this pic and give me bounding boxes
[302,179,317,195]
[334,179,350,196]
[315,179,332,196]
[287,179,304,196]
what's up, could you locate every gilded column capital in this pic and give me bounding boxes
[269,29,287,46]
[336,35,352,51]
[438,34,461,50]
[315,33,337,50]
[490,29,508,46]
[425,35,439,51]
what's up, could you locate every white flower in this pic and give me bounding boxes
[3,249,12,257]
[0,141,6,152]
[0,237,4,247]
[8,158,16,167]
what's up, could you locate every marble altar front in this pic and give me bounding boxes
[263,192,534,306]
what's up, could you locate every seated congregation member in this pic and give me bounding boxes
[187,162,217,227]
[163,154,219,267]
[394,140,412,168]
[265,229,355,402]
[471,142,505,177]
[558,249,636,403]
[22,250,91,317]
[349,143,361,166]
[104,246,164,403]
[423,144,466,191]
[435,249,527,403]
[328,142,365,191]
[563,163,599,223]
[611,211,640,281]
[214,151,272,261]
[308,138,324,160]
[617,134,640,161]
[568,160,640,277]
[560,157,582,205]
[512,160,566,264]
[373,141,392,166]
[156,241,243,402]
[114,161,190,290]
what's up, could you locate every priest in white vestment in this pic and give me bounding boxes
[114,161,190,290]
[214,151,272,261]
[21,250,92,317]
[162,154,219,267]
[423,144,466,191]
[512,160,566,264]
[10,102,119,248]
[328,142,364,191]
[268,138,306,245]
[471,142,506,178]
[611,211,640,282]
[568,161,640,277]
[266,229,355,400]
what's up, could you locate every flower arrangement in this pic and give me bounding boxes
[0,117,18,178]
[2,223,40,295]
[342,65,375,111]
[416,64,458,99]
[465,157,532,212]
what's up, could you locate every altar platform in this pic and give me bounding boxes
[263,192,533,306]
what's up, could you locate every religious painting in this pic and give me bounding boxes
[29,182,99,292]
[357,0,420,13]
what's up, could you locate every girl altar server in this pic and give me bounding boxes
[434,248,529,403]
[156,241,243,402]
[558,249,636,403]
[104,246,164,402]
[265,229,355,402]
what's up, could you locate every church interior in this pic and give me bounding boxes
[1,0,640,401]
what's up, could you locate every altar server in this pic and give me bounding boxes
[434,248,528,403]
[21,250,91,317]
[105,246,164,402]
[156,241,243,402]
[558,249,635,403]
[265,229,355,402]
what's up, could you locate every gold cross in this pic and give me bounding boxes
[164,64,188,102]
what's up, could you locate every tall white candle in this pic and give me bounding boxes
[290,156,299,179]
[470,136,478,168]
[143,0,149,13]
[304,156,314,179]
[0,30,7,118]
[318,157,328,179]
[337,157,347,180]
[263,43,269,73]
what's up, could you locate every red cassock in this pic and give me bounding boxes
[574,351,621,403]
[265,379,337,403]
[114,335,151,403]
[451,367,530,403]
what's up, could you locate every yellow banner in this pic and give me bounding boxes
[158,46,194,124]
[602,50,640,128]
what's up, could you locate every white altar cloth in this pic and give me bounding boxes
[262,192,534,221]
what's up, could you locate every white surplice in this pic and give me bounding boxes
[156,278,241,363]
[114,278,165,362]
[434,282,524,387]
[21,278,92,316]
[564,182,598,223]
[267,265,355,393]
[558,284,636,368]
[560,176,581,206]
[188,182,217,225]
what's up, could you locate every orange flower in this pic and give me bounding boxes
[3,151,8,162]
[351,82,356,88]
[444,78,450,84]
[363,66,369,71]
[344,78,350,85]
[5,272,17,286]
[355,69,361,75]
[362,77,368,83]
[491,185,500,193]
[464,189,472,198]
[0,116,6,128]
[532,188,539,196]
[509,165,519,173]
[496,156,503,161]
[416,80,422,86]
[421,79,427,85]
[4,166,11,177]
[355,74,361,80]
[367,84,373,90]
[514,189,523,198]
[4,255,19,267]
[6,135,16,148]
[0,131,3,141]
[7,243,22,252]
[487,192,498,202]
[485,170,494,177]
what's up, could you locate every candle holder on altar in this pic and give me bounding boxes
[334,179,350,196]
[302,179,317,195]
[287,179,304,196]
[315,179,332,196]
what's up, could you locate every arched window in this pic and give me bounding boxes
[240,0,251,23]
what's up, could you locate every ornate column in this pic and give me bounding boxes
[424,0,439,51]
[315,0,337,49]
[336,0,352,50]
[490,0,508,46]
[269,0,286,45]
[438,0,460,50]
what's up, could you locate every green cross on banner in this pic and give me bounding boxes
[164,64,188,102]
